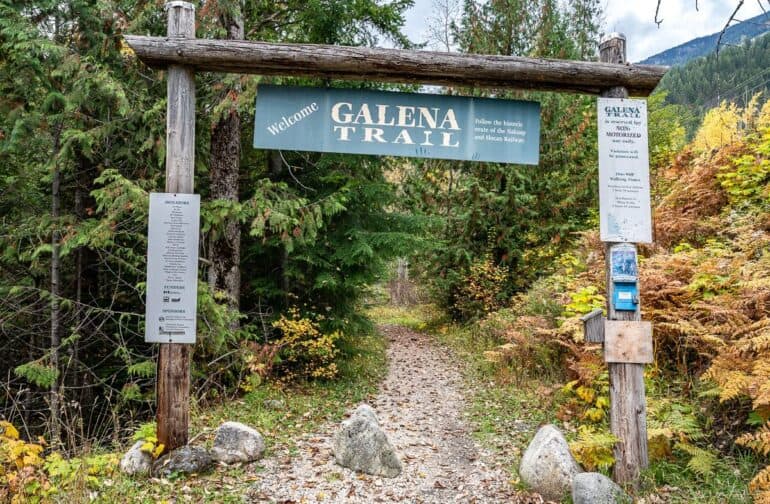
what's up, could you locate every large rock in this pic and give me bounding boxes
[211,421,266,464]
[572,472,631,504]
[333,404,402,478]
[519,424,582,501]
[152,446,214,477]
[119,441,152,476]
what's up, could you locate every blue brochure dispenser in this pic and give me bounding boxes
[610,243,639,312]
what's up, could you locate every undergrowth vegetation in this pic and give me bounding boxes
[1,330,386,503]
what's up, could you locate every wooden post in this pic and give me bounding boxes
[157,0,196,454]
[599,33,649,485]
[581,308,604,343]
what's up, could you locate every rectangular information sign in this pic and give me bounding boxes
[598,97,652,243]
[253,85,540,164]
[145,193,200,344]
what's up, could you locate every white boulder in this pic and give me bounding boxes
[119,440,153,476]
[519,424,582,501]
[333,404,402,478]
[572,472,631,504]
[211,421,266,464]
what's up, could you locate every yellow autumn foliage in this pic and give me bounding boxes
[692,101,742,153]
[272,308,341,381]
[1,421,49,503]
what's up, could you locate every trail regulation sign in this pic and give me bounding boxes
[145,193,200,344]
[253,85,540,164]
[597,97,652,243]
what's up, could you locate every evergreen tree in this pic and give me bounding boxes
[404,0,603,319]
[0,0,419,449]
[659,32,770,136]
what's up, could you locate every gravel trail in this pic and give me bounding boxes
[249,324,543,503]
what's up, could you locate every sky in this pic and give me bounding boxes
[402,0,768,62]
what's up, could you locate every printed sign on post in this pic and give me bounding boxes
[253,85,540,165]
[145,193,200,344]
[598,97,652,243]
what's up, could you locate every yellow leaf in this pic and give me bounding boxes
[576,386,596,404]
[1,421,19,440]
[562,380,579,393]
[153,444,165,458]
[21,454,42,467]
[140,442,154,453]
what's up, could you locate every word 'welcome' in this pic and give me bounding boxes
[266,102,320,135]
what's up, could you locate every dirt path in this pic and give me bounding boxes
[248,325,541,503]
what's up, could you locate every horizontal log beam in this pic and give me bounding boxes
[124,36,667,96]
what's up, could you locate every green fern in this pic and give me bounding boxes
[569,426,618,471]
[675,442,717,476]
[131,422,157,443]
[120,383,142,402]
[127,360,155,378]
[14,360,59,388]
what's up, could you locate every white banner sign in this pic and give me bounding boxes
[598,97,652,243]
[145,193,200,344]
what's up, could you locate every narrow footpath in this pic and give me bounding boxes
[249,325,545,503]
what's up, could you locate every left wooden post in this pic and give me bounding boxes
[157,0,196,453]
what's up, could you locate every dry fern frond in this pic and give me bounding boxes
[738,422,770,456]
[750,465,770,496]
[732,318,770,339]
[737,329,770,353]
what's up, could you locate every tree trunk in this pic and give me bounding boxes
[207,8,244,312]
[390,258,411,306]
[50,122,63,448]
[71,154,99,442]
[267,151,291,302]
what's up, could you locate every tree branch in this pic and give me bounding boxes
[716,0,745,55]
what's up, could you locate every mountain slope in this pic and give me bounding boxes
[641,12,770,66]
[657,31,770,131]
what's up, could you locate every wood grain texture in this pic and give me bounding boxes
[605,243,649,484]
[604,321,653,363]
[157,0,195,454]
[156,343,191,451]
[600,34,649,486]
[581,308,605,343]
[165,64,195,194]
[124,35,667,96]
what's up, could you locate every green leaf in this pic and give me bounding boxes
[14,360,59,388]
[127,360,156,378]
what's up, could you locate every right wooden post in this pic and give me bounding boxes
[599,33,649,486]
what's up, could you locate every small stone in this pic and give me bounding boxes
[572,472,631,504]
[211,421,266,463]
[519,424,582,501]
[263,399,285,410]
[333,404,402,478]
[119,441,152,476]
[152,446,213,477]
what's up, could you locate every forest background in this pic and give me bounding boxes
[2,0,770,502]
